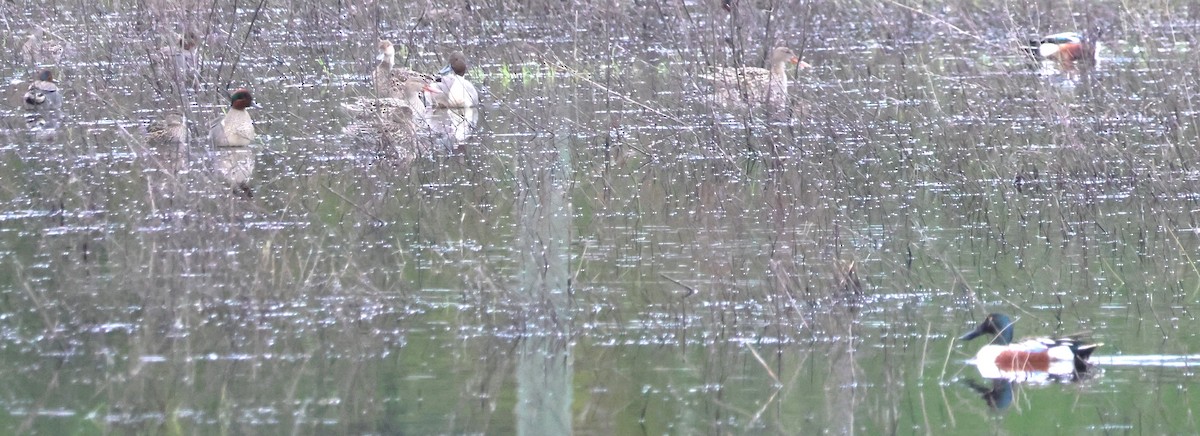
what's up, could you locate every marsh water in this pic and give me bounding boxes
[2,0,1200,434]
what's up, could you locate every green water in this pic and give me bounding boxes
[1,0,1198,434]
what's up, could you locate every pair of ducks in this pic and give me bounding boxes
[142,90,255,148]
[701,32,1096,107]
[373,39,479,110]
[376,39,480,109]
[344,40,479,150]
[133,89,254,196]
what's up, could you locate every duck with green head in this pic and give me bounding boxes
[960,313,1102,379]
[209,89,256,147]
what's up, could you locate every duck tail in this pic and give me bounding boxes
[1074,342,1102,361]
[1070,342,1103,372]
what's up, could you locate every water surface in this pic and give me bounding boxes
[1,0,1199,434]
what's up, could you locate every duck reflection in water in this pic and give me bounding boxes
[211,147,256,198]
[961,368,1096,412]
[428,107,478,152]
[964,378,1014,410]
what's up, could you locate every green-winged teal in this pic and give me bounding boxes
[146,110,188,146]
[208,89,256,147]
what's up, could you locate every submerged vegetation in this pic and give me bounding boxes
[0,0,1198,433]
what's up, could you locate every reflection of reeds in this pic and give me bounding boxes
[5,0,1200,432]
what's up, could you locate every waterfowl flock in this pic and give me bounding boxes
[11,21,1098,197]
[4,8,1125,420]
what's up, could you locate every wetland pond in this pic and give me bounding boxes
[2,0,1200,434]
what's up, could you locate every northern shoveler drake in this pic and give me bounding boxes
[700,46,810,107]
[960,313,1102,380]
[1024,32,1097,64]
[424,51,479,108]
[23,69,62,110]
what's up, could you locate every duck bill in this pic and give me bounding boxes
[790,57,812,69]
[959,329,983,341]
[438,64,453,76]
[423,85,442,94]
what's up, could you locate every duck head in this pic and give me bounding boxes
[230,89,255,110]
[960,313,1015,345]
[768,47,810,70]
[438,51,469,76]
[376,39,396,62]
[164,110,186,127]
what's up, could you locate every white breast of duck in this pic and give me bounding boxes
[219,109,255,146]
[426,75,479,108]
[210,89,257,147]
